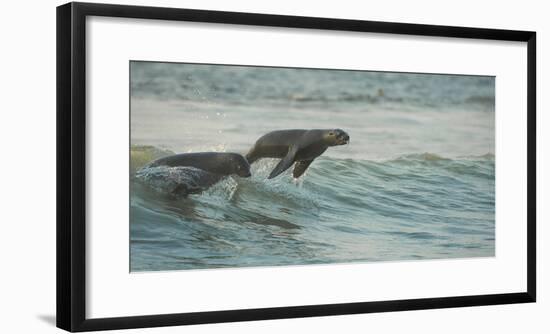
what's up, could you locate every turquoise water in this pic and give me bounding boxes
[130,62,495,272]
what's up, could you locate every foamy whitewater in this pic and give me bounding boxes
[130,62,495,271]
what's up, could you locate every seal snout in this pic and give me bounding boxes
[235,165,252,177]
[336,131,350,145]
[236,159,252,178]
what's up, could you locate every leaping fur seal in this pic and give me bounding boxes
[246,129,350,179]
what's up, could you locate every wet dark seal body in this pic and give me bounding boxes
[146,152,251,196]
[246,129,350,179]
[149,152,251,177]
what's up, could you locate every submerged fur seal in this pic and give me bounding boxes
[246,129,350,179]
[149,152,251,177]
[144,152,251,196]
[149,152,252,177]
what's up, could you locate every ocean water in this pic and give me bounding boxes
[130,62,495,272]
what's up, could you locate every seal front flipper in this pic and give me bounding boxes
[293,159,314,178]
[268,147,298,179]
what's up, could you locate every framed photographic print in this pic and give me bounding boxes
[56,2,536,332]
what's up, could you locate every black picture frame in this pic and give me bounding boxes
[57,2,536,332]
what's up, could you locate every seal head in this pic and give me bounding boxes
[323,129,350,146]
[225,153,252,177]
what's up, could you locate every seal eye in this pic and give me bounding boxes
[328,132,334,136]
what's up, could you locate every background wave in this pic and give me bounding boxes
[131,62,495,112]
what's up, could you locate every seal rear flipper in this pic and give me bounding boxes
[268,147,297,179]
[293,159,314,178]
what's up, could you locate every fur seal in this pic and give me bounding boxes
[144,152,251,196]
[148,152,252,177]
[246,129,350,179]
